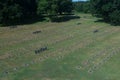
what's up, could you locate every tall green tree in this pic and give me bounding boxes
[0,0,22,23]
[57,0,73,14]
[37,0,73,15]
[0,0,73,25]
[90,0,120,25]
[74,1,90,13]
[0,0,37,24]
[14,0,37,17]
[37,0,57,15]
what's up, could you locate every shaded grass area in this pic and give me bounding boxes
[0,14,80,27]
[0,15,45,27]
[0,13,120,80]
[50,15,80,22]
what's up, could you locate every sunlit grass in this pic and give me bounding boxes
[0,13,120,80]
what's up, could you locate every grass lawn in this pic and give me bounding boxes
[0,13,120,80]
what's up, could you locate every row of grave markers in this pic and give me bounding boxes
[0,33,109,77]
[87,47,120,73]
[1,25,119,77]
[1,44,119,77]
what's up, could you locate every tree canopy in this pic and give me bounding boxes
[0,0,73,25]
[74,1,90,13]
[0,0,37,24]
[37,0,73,15]
[90,0,120,25]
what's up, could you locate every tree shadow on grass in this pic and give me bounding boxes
[94,19,111,25]
[0,14,81,27]
[94,19,120,26]
[1,15,45,27]
[50,15,80,22]
[94,19,105,23]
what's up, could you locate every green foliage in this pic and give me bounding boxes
[74,1,90,13]
[90,0,120,25]
[37,0,73,15]
[57,0,73,14]
[0,0,37,24]
[37,0,49,15]
[109,10,120,25]
[0,0,22,23]
[0,13,120,80]
[0,0,73,25]
[16,0,37,16]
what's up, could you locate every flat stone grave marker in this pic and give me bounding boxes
[33,30,41,34]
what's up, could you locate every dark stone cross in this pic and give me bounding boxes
[35,47,48,54]
[93,30,99,33]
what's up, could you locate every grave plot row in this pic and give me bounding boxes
[94,27,119,38]
[0,30,105,76]
[88,47,120,73]
[0,49,65,77]
[3,47,33,60]
[82,46,115,68]
[53,35,73,44]
[82,50,106,68]
[0,45,69,76]
[9,25,17,29]
[2,29,119,77]
[1,37,98,77]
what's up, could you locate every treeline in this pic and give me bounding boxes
[1,0,120,26]
[74,0,120,25]
[0,0,73,25]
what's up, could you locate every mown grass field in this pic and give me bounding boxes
[0,13,120,80]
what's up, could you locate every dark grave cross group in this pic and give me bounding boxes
[93,29,99,33]
[35,47,47,54]
[33,30,41,34]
